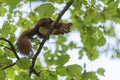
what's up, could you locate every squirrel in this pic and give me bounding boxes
[16,18,72,56]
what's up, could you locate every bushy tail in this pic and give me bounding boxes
[16,36,32,55]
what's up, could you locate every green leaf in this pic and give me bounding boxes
[97,68,105,76]
[98,36,106,46]
[66,64,82,79]
[66,76,73,80]
[60,44,69,54]
[35,3,55,17]
[56,66,67,76]
[44,52,57,65]
[5,68,15,80]
[57,54,70,65]
[85,37,96,49]
[4,49,15,58]
[105,26,115,37]
[81,26,97,49]
[28,12,38,22]
[0,69,6,80]
[39,27,49,35]
[116,50,120,58]
[68,41,77,49]
[91,0,96,5]
[87,47,99,60]
[57,36,67,44]
[106,1,118,16]
[15,75,24,80]
[34,58,43,73]
[40,71,49,79]
[15,75,30,80]
[82,72,99,80]
[0,22,11,38]
[42,0,66,3]
[4,0,21,11]
[16,58,31,69]
[79,50,83,59]
[84,9,99,24]
[73,0,82,10]
[0,6,7,16]
[17,17,33,29]
[47,75,58,80]
[33,76,40,80]
[47,71,58,80]
[0,55,12,67]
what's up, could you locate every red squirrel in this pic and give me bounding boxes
[16,18,72,56]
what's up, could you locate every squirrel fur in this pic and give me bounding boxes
[16,18,72,56]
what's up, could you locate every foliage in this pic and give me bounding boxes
[0,0,120,80]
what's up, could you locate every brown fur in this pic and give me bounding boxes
[16,18,72,55]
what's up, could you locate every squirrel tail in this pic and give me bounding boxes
[16,35,33,55]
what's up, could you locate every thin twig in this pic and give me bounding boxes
[29,0,33,13]
[32,68,40,76]
[2,63,16,70]
[0,38,20,59]
[29,0,74,76]
[0,45,12,50]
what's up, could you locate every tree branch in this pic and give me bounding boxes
[0,45,12,50]
[29,0,74,76]
[2,63,16,70]
[0,38,20,59]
